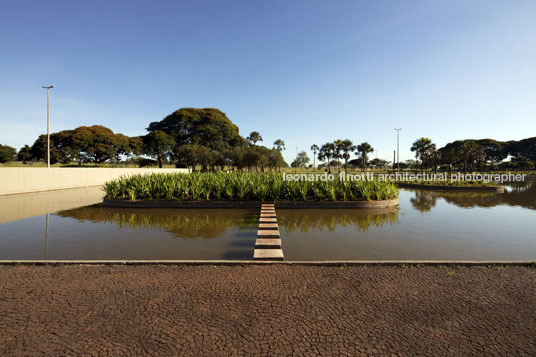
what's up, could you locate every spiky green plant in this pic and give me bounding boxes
[104,172,398,201]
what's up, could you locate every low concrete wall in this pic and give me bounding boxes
[0,186,105,224]
[0,168,189,196]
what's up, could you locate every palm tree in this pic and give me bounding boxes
[273,139,285,172]
[340,139,355,171]
[319,142,336,173]
[410,137,434,172]
[247,131,263,146]
[430,146,441,172]
[356,142,374,172]
[458,140,478,172]
[333,139,343,173]
[310,144,319,170]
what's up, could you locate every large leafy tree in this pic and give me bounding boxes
[142,131,176,168]
[0,144,17,163]
[147,108,245,149]
[17,145,33,163]
[29,125,140,165]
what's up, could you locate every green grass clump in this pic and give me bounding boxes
[104,172,398,201]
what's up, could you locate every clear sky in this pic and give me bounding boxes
[1,0,535,164]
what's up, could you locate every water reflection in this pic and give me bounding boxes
[56,206,258,239]
[408,182,536,211]
[278,208,398,233]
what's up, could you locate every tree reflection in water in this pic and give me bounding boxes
[57,205,400,238]
[277,208,399,233]
[407,181,536,212]
[57,206,258,239]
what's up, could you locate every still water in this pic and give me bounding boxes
[0,183,535,260]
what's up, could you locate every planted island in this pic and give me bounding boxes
[103,172,399,208]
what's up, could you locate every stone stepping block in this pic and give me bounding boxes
[257,230,280,238]
[261,204,275,207]
[258,223,278,230]
[259,217,277,223]
[253,249,284,261]
[260,213,277,217]
[255,239,282,249]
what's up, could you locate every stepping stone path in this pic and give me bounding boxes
[253,203,283,261]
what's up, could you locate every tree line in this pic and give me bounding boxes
[1,107,534,171]
[0,108,287,171]
[411,137,536,171]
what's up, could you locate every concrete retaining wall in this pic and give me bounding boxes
[0,168,189,196]
[103,198,399,209]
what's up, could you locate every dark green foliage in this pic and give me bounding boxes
[29,126,140,165]
[16,145,32,163]
[142,131,176,168]
[0,144,17,163]
[147,108,246,149]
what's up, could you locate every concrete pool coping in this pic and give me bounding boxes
[0,260,534,266]
[103,198,399,209]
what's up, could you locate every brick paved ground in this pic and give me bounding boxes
[1,265,535,356]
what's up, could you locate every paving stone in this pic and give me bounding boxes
[254,239,282,249]
[257,230,280,238]
[259,218,277,223]
[258,223,278,230]
[260,213,276,218]
[253,249,284,260]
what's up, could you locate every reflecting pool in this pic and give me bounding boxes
[0,182,535,260]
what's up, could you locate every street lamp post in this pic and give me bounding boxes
[42,85,54,168]
[394,128,402,172]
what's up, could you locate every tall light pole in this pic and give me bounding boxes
[42,85,55,168]
[394,128,402,172]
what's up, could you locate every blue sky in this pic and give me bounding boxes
[1,0,535,164]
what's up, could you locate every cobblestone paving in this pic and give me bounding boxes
[1,265,535,356]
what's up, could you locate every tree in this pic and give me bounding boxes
[356,142,374,171]
[273,139,285,152]
[310,144,319,169]
[369,158,390,169]
[318,142,336,173]
[291,151,310,168]
[147,108,245,150]
[340,139,355,171]
[17,145,32,164]
[333,140,343,172]
[142,131,176,168]
[0,144,17,163]
[247,131,263,146]
[268,149,287,171]
[410,137,434,171]
[273,139,285,172]
[176,144,211,172]
[29,126,140,165]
